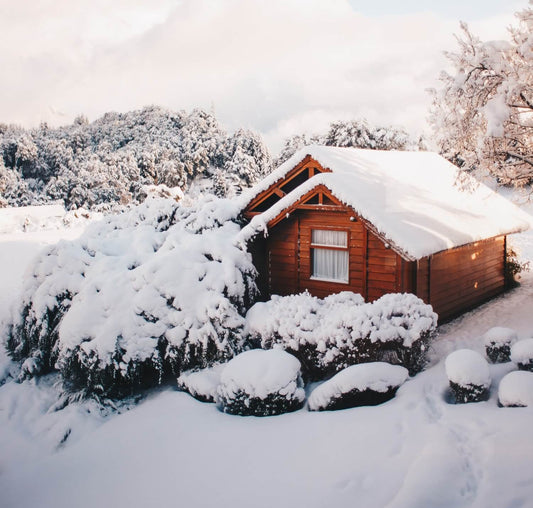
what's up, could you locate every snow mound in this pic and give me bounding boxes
[0,204,101,234]
[308,362,408,411]
[245,291,436,379]
[216,349,305,416]
[510,339,533,371]
[498,371,533,407]
[177,364,225,403]
[445,349,491,387]
[483,327,518,346]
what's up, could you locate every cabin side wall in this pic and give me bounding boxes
[415,236,506,322]
[267,216,299,296]
[366,232,403,301]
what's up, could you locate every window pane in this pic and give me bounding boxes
[311,229,347,247]
[312,248,349,282]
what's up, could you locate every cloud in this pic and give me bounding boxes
[0,0,521,154]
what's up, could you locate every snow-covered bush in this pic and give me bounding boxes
[445,349,491,403]
[245,292,436,380]
[510,339,533,371]
[498,371,533,408]
[484,327,517,363]
[308,362,408,411]
[6,196,257,399]
[177,364,225,403]
[216,350,305,416]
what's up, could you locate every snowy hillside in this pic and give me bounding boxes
[1,201,533,508]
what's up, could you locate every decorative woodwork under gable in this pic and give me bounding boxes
[244,155,331,217]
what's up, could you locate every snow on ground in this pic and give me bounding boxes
[0,206,533,508]
[0,205,104,475]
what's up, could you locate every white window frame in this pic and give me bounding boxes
[310,229,349,284]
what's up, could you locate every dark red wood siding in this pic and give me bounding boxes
[415,236,506,322]
[366,232,400,301]
[265,209,400,302]
[297,209,365,298]
[267,216,299,296]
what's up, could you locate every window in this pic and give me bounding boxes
[310,229,349,283]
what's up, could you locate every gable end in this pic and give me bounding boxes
[244,155,331,217]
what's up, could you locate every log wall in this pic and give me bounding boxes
[416,236,506,322]
[262,214,507,323]
[267,216,299,296]
[265,209,401,301]
[297,209,365,298]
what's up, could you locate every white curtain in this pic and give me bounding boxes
[312,248,349,282]
[311,229,347,247]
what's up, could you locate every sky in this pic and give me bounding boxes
[0,0,526,154]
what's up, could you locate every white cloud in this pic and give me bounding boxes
[0,0,522,154]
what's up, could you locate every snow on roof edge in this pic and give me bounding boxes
[239,146,532,260]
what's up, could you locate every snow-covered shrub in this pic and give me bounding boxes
[216,350,305,416]
[7,196,257,398]
[445,349,491,403]
[498,371,533,408]
[483,327,517,363]
[308,362,408,411]
[245,292,436,380]
[510,339,533,371]
[177,364,225,403]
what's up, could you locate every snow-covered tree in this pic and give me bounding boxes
[275,133,318,166]
[212,168,228,198]
[429,4,533,186]
[0,106,272,209]
[222,128,272,188]
[276,120,416,165]
[323,119,412,150]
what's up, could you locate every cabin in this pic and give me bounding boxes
[241,146,531,323]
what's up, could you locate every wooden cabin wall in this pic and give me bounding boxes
[267,216,299,296]
[261,213,506,323]
[366,232,401,301]
[297,209,365,299]
[416,236,506,322]
[265,209,405,302]
[247,235,269,300]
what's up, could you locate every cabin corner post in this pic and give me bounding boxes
[504,235,508,288]
[362,226,368,300]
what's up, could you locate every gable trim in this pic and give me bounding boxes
[243,155,331,217]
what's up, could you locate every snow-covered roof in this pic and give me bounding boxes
[242,145,533,260]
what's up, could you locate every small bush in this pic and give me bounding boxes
[308,362,408,411]
[483,327,517,363]
[511,339,533,371]
[216,350,305,416]
[245,292,437,381]
[505,246,530,288]
[445,349,491,403]
[498,371,533,407]
[177,364,225,403]
[448,381,490,404]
